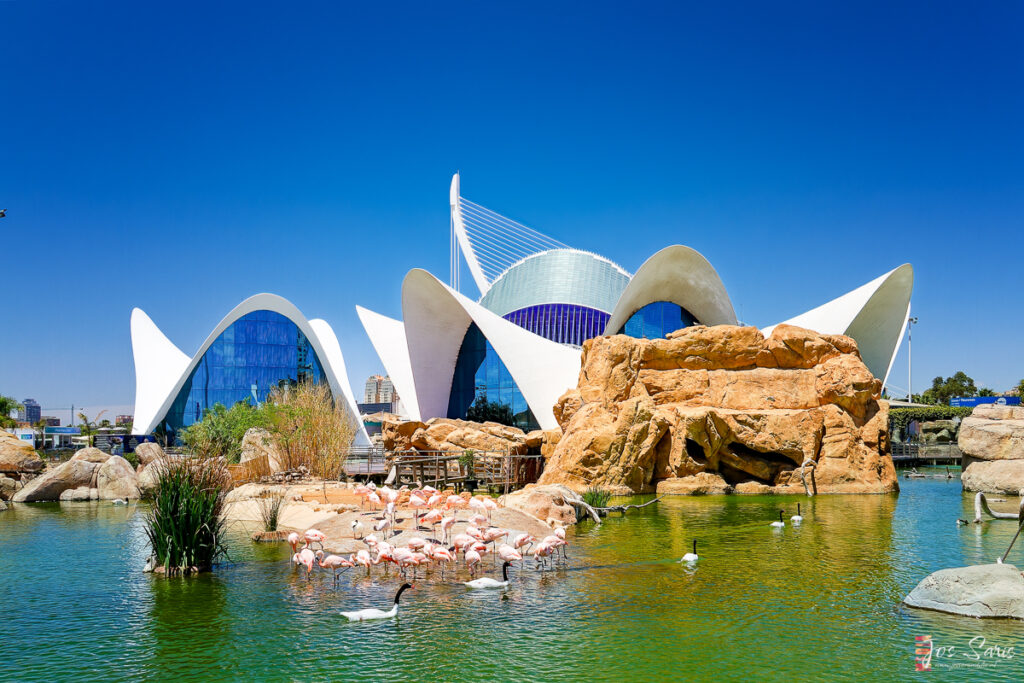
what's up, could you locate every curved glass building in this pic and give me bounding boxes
[130,294,370,444]
[618,301,699,339]
[162,311,327,434]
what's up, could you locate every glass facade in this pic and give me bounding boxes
[163,310,327,436]
[503,303,609,347]
[446,323,540,431]
[618,301,699,339]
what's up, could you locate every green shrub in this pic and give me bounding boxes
[123,450,140,469]
[257,492,286,532]
[889,406,974,436]
[144,457,232,574]
[583,486,611,509]
[181,400,273,463]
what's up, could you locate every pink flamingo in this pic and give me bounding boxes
[406,536,427,553]
[374,516,391,539]
[440,515,456,543]
[483,497,498,522]
[304,529,326,550]
[287,532,301,555]
[512,533,535,553]
[355,549,375,576]
[366,491,382,512]
[409,494,427,529]
[421,509,444,538]
[469,513,488,528]
[316,550,354,584]
[497,543,523,564]
[427,493,443,508]
[464,548,482,575]
[430,544,454,579]
[297,548,316,579]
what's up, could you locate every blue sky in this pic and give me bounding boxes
[2,1,1022,422]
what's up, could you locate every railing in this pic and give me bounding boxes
[386,450,544,493]
[892,442,962,466]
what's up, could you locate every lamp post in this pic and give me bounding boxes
[907,315,919,402]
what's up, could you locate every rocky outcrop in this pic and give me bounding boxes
[904,563,1024,619]
[12,447,141,502]
[382,417,530,454]
[0,431,44,475]
[240,428,287,474]
[656,472,732,495]
[499,484,578,527]
[960,405,1024,493]
[134,442,166,467]
[538,325,897,495]
[920,419,958,444]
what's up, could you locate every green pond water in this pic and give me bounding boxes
[3,473,1024,681]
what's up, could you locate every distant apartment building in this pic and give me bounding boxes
[18,399,41,424]
[42,416,61,427]
[116,414,133,426]
[364,375,398,404]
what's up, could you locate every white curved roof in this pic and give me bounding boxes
[131,293,369,445]
[478,248,632,317]
[762,264,914,383]
[355,306,419,420]
[398,269,581,430]
[604,245,738,334]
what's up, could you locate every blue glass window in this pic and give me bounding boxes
[502,303,610,346]
[618,301,699,339]
[162,310,326,436]
[447,323,539,431]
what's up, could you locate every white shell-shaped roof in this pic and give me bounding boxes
[131,293,369,445]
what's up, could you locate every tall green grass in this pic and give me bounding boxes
[583,486,612,509]
[144,457,231,574]
[257,492,286,532]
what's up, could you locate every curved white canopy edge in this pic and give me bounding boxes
[355,306,420,420]
[131,294,367,444]
[604,244,738,334]
[402,269,581,431]
[762,264,914,382]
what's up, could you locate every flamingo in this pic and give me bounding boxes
[407,536,427,554]
[465,561,512,589]
[304,529,326,550]
[465,525,485,541]
[409,494,428,529]
[374,517,391,538]
[465,548,482,575]
[366,491,382,512]
[355,549,375,576]
[362,534,379,548]
[316,550,354,583]
[497,543,523,565]
[483,497,498,521]
[351,519,364,539]
[445,495,466,511]
[532,540,554,570]
[469,497,487,517]
[422,509,444,538]
[297,548,316,579]
[341,583,414,622]
[430,545,454,579]
[427,493,443,508]
[469,513,488,528]
[287,532,301,554]
[441,515,456,543]
[512,533,535,553]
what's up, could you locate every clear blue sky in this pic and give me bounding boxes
[2,1,1022,422]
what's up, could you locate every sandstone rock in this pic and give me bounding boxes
[71,447,110,464]
[96,455,141,500]
[0,431,44,474]
[382,417,528,455]
[59,486,95,502]
[734,481,773,494]
[12,455,104,502]
[138,461,161,493]
[959,412,1024,461]
[524,430,545,449]
[904,563,1024,619]
[240,428,286,473]
[0,475,20,500]
[0,499,6,511]
[499,484,578,527]
[134,442,166,467]
[920,419,957,444]
[540,429,561,459]
[974,405,1024,421]
[961,460,1024,495]
[538,325,897,495]
[656,472,732,495]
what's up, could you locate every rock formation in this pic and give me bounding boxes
[960,405,1024,494]
[240,428,287,474]
[0,431,44,480]
[12,448,141,502]
[538,325,897,495]
[904,563,1024,619]
[382,417,531,454]
[498,484,579,527]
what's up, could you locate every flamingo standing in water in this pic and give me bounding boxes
[464,548,482,575]
[304,529,326,550]
[287,532,301,555]
[355,549,375,576]
[409,494,428,529]
[295,548,316,579]
[497,543,523,566]
[316,550,354,584]
[512,533,535,554]
[440,515,455,543]
[430,544,454,579]
[483,497,498,522]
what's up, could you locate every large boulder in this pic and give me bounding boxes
[137,461,161,493]
[538,325,897,495]
[12,452,107,502]
[382,417,530,455]
[904,563,1024,619]
[0,431,44,474]
[0,475,21,501]
[656,472,732,495]
[961,460,1024,495]
[499,484,578,527]
[134,442,166,467]
[959,406,1024,462]
[920,419,957,444]
[96,455,141,500]
[240,428,286,473]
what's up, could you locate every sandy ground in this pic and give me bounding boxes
[224,481,554,556]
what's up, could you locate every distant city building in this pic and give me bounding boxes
[363,375,399,404]
[115,414,133,426]
[19,399,41,424]
[42,416,61,427]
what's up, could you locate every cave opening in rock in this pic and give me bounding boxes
[685,438,708,466]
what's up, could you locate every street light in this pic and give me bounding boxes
[907,315,919,402]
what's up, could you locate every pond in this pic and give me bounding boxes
[2,474,1023,681]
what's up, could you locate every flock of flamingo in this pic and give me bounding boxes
[286,482,570,619]
[285,483,808,620]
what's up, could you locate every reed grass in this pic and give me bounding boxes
[256,492,286,532]
[144,456,231,574]
[583,486,612,509]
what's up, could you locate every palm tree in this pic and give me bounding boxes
[77,410,107,447]
[32,419,47,449]
[0,395,22,429]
